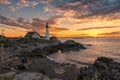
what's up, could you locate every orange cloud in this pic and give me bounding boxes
[98,31,120,38]
[0,0,11,4]
[9,6,16,11]
[77,26,120,31]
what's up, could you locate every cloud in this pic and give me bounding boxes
[18,0,39,7]
[77,26,120,31]
[17,0,30,7]
[7,0,40,11]
[99,31,120,36]
[2,0,119,23]
[31,18,46,28]
[36,0,120,29]
[31,1,39,6]
[0,15,69,33]
[0,24,16,30]
[0,15,18,27]
[0,0,11,4]
[39,0,54,4]
[1,0,120,20]
[31,18,69,32]
[0,15,32,30]
[17,17,25,23]
[44,0,120,20]
[9,6,16,11]
[1,0,120,37]
[50,27,69,32]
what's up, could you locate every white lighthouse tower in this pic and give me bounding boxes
[45,23,50,40]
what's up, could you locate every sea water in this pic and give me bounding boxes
[49,38,120,67]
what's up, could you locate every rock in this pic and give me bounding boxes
[60,40,86,52]
[95,57,113,65]
[0,71,16,77]
[19,39,62,57]
[94,57,113,69]
[13,72,43,80]
[31,40,62,55]
[5,47,15,51]
[13,72,62,80]
[16,64,27,71]
[86,44,92,46]
[26,57,79,80]
[77,57,120,80]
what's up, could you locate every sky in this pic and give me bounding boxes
[0,0,120,38]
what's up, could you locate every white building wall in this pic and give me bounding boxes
[46,27,49,40]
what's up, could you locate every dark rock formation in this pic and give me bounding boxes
[13,72,62,80]
[16,64,27,71]
[86,44,92,46]
[78,57,120,80]
[31,40,62,56]
[26,57,79,80]
[20,39,62,57]
[60,40,86,52]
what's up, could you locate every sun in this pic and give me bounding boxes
[89,33,98,38]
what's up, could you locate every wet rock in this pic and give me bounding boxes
[94,57,113,69]
[95,57,113,65]
[77,57,120,80]
[60,40,86,52]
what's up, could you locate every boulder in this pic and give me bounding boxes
[60,40,86,52]
[77,57,120,80]
[94,57,113,69]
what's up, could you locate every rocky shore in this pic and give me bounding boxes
[0,56,119,80]
[78,57,120,80]
[0,38,85,80]
[3,39,86,58]
[60,40,86,52]
[0,38,120,80]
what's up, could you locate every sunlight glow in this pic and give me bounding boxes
[89,33,98,37]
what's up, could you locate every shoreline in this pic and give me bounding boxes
[0,38,120,80]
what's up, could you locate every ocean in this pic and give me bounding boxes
[49,38,120,67]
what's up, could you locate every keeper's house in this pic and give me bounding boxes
[25,32,41,39]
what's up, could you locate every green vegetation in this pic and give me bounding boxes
[0,75,15,80]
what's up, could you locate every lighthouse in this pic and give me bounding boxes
[45,23,50,40]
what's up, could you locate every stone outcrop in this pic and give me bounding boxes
[13,72,62,80]
[26,57,79,80]
[31,40,62,55]
[20,39,86,56]
[0,38,87,80]
[20,39,62,57]
[77,57,120,80]
[60,40,86,52]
